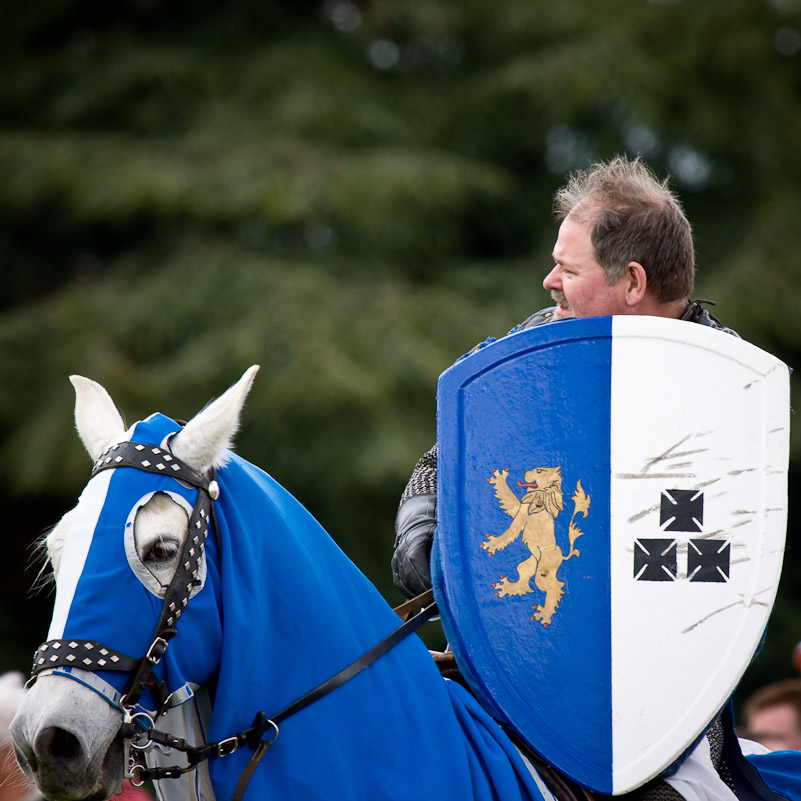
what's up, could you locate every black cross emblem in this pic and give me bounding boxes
[688,540,730,583]
[634,539,677,581]
[660,489,704,532]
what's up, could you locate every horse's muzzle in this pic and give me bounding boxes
[10,673,126,801]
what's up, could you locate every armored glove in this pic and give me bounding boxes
[392,444,439,598]
[391,493,437,598]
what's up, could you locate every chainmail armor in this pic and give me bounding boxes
[400,444,438,503]
[708,718,737,793]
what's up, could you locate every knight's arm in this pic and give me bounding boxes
[392,314,551,596]
[391,444,438,598]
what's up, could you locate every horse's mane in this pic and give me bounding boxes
[29,525,57,594]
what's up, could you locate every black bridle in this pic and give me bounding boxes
[30,439,437,801]
[31,441,215,709]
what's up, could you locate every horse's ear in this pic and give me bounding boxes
[170,365,260,475]
[70,376,127,461]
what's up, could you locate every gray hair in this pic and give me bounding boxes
[554,157,695,302]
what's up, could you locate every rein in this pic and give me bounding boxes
[29,440,437,798]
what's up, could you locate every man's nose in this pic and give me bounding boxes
[542,266,560,290]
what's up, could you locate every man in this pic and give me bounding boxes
[389,156,801,800]
[741,680,801,752]
[392,155,735,600]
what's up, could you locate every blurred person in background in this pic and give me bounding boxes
[740,679,801,752]
[0,673,40,801]
[0,671,151,801]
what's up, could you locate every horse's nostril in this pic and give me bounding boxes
[35,726,84,766]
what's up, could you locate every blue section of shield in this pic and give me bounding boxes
[435,317,614,793]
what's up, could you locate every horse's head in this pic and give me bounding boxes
[11,366,259,801]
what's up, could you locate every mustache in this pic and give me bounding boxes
[550,290,568,308]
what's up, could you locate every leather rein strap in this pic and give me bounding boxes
[126,590,437,794]
[29,439,438,799]
[230,588,437,801]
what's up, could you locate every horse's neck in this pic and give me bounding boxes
[200,458,545,801]
[211,457,398,729]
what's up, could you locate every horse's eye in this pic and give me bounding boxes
[145,539,178,562]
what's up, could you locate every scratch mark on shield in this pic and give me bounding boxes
[627,503,661,524]
[640,432,712,474]
[682,589,773,633]
[617,473,696,480]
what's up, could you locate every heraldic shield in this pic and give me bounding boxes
[432,316,789,796]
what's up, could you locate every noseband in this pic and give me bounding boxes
[29,440,437,799]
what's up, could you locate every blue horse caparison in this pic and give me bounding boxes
[14,369,551,801]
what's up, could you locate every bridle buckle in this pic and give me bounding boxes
[145,637,170,665]
[217,736,239,757]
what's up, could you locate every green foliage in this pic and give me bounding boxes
[1,0,800,698]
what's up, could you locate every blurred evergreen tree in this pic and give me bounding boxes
[0,0,799,700]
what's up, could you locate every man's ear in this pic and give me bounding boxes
[624,261,648,307]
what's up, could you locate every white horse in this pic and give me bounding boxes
[10,367,552,801]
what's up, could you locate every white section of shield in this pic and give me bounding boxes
[609,316,789,794]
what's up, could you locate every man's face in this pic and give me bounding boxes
[543,214,630,320]
[748,704,801,751]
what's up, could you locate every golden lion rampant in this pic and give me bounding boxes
[481,466,590,626]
